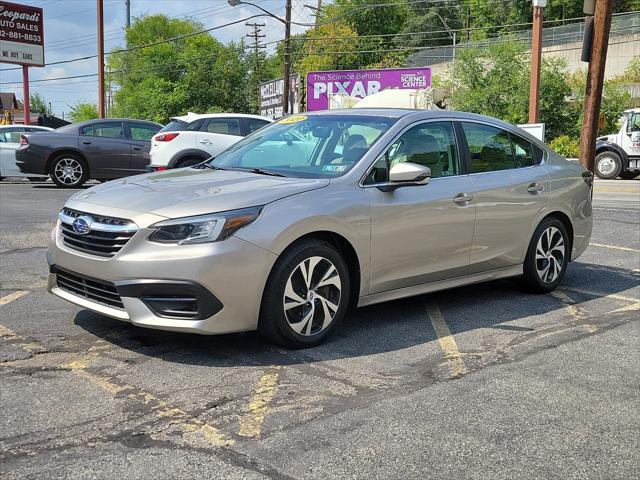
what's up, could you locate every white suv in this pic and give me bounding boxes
[148,112,272,170]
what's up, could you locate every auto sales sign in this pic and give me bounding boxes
[0,1,44,67]
[306,67,431,111]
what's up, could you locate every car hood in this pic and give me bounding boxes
[68,168,329,219]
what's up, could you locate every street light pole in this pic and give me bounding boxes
[228,0,294,117]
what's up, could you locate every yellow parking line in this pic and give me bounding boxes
[0,324,47,353]
[0,290,29,306]
[593,187,639,193]
[426,302,467,378]
[238,367,281,437]
[65,345,233,447]
[561,287,639,303]
[606,302,640,314]
[550,291,597,332]
[590,243,640,253]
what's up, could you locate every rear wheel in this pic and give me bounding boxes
[522,217,570,293]
[259,240,350,348]
[594,151,622,179]
[50,155,88,188]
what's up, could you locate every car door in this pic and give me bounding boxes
[459,121,550,272]
[126,121,161,174]
[196,118,243,157]
[366,121,477,294]
[0,128,24,177]
[79,121,131,178]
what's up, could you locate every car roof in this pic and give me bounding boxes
[0,125,53,130]
[71,118,163,127]
[170,112,272,123]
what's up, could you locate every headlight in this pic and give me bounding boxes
[148,207,262,245]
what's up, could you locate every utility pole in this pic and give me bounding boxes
[97,0,105,118]
[528,0,546,124]
[283,0,292,115]
[245,22,266,61]
[579,0,614,173]
[125,0,130,28]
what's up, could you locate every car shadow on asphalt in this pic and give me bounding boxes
[74,261,639,367]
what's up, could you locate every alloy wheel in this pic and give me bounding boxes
[54,158,83,185]
[535,226,566,283]
[282,256,342,336]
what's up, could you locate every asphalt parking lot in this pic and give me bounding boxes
[1,178,639,480]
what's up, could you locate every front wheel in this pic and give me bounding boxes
[50,155,88,188]
[594,151,622,179]
[521,218,570,293]
[259,240,350,348]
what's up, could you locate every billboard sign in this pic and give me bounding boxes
[306,67,431,111]
[0,1,44,67]
[259,74,300,119]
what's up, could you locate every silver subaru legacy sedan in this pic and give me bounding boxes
[47,109,593,347]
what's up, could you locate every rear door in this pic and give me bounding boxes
[79,121,131,178]
[126,121,161,174]
[459,121,550,272]
[196,117,243,157]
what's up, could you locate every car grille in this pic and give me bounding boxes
[59,208,137,258]
[55,269,124,310]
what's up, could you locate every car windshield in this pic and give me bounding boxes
[208,114,395,178]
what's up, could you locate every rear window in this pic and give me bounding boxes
[158,119,203,133]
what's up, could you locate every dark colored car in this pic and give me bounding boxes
[15,119,162,188]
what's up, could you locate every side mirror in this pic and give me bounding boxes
[378,162,431,192]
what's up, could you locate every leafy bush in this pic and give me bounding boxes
[549,135,580,158]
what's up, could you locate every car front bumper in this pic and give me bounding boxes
[47,224,277,335]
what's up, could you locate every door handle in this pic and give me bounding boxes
[132,147,142,151]
[199,140,213,145]
[453,193,474,204]
[527,183,544,193]
[82,141,92,145]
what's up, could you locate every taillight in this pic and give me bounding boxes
[19,135,28,146]
[154,166,167,172]
[155,133,179,142]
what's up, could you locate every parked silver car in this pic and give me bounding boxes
[47,109,593,347]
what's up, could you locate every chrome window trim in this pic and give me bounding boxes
[58,211,138,233]
[359,118,463,188]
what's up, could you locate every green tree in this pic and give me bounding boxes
[107,15,254,122]
[68,103,98,123]
[29,93,52,115]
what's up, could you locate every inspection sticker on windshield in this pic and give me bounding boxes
[321,165,348,173]
[279,115,307,124]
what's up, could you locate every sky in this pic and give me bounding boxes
[0,0,314,118]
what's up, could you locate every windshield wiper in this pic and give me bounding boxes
[233,167,286,177]
[192,163,225,171]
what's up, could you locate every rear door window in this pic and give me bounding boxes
[80,122,125,139]
[203,118,241,136]
[128,122,161,141]
[462,122,515,173]
[247,118,271,134]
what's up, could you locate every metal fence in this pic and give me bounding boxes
[409,11,640,67]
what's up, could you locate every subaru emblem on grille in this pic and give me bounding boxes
[72,216,93,235]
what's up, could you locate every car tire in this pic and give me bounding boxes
[176,157,203,168]
[594,151,622,179]
[259,239,350,348]
[620,171,639,180]
[521,217,570,293]
[50,154,88,188]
